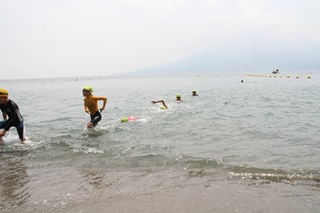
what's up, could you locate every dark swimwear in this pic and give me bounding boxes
[0,99,26,140]
[90,110,102,127]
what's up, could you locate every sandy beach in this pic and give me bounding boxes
[9,168,316,213]
[65,171,316,213]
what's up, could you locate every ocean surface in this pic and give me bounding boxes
[1,71,320,212]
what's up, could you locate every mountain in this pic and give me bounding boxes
[120,36,320,76]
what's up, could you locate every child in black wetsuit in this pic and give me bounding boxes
[0,88,26,143]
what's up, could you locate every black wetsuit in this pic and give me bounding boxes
[0,99,25,140]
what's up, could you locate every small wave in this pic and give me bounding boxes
[227,165,320,187]
[83,127,108,136]
[178,156,224,169]
[121,154,224,170]
[0,135,41,153]
[73,146,104,154]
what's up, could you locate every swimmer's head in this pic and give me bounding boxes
[0,88,8,104]
[83,86,93,93]
[121,117,128,122]
[0,88,8,97]
[176,94,182,100]
[160,106,167,109]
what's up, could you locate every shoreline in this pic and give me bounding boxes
[9,169,319,213]
[68,177,316,213]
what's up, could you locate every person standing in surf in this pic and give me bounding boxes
[0,88,27,143]
[82,86,107,128]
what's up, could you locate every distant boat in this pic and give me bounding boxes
[272,69,279,74]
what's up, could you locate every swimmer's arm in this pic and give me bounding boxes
[151,100,168,109]
[84,102,89,114]
[0,112,11,137]
[162,101,168,109]
[151,100,163,104]
[2,112,7,120]
[100,97,107,111]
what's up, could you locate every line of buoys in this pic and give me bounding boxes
[246,74,312,79]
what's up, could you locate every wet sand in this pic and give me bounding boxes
[69,179,316,213]
[3,167,319,212]
[61,169,319,213]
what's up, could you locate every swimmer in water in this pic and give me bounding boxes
[175,94,183,101]
[192,90,198,96]
[121,116,137,122]
[151,100,168,109]
[0,88,27,143]
[82,86,107,128]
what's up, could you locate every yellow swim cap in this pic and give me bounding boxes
[0,88,8,97]
[121,117,128,122]
[83,86,93,93]
[176,94,181,98]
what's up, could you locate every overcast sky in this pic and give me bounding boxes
[1,0,319,79]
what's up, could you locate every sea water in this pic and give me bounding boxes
[0,72,320,212]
